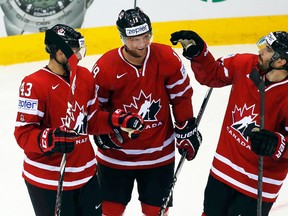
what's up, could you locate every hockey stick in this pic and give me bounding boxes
[158,87,213,216]
[54,153,67,216]
[249,68,265,216]
[134,0,137,8]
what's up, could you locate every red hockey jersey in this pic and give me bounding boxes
[192,48,288,202]
[91,43,194,169]
[14,66,112,190]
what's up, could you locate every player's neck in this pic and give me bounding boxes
[47,61,68,76]
[266,69,288,82]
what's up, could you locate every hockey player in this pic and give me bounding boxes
[91,7,202,216]
[14,24,144,216]
[170,30,288,215]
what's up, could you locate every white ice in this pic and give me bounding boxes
[0,45,287,215]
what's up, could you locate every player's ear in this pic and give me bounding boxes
[280,58,287,67]
[274,58,287,69]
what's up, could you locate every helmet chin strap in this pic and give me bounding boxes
[263,57,287,75]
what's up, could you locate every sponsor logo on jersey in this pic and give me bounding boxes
[95,203,101,210]
[125,23,149,36]
[20,113,25,122]
[52,84,59,90]
[275,134,286,159]
[116,72,128,79]
[180,63,187,77]
[227,104,259,149]
[61,101,88,135]
[18,97,38,114]
[123,90,161,122]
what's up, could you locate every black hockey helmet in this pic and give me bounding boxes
[116,7,152,37]
[266,31,288,70]
[257,31,288,70]
[45,24,84,56]
[267,31,288,61]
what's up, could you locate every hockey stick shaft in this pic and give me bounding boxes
[257,85,264,216]
[54,153,67,216]
[158,87,213,216]
[258,82,265,216]
[249,69,265,216]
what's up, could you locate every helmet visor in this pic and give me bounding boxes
[74,38,86,59]
[256,35,267,49]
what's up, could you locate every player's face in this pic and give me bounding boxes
[72,47,85,60]
[56,47,82,73]
[123,33,152,58]
[257,45,275,71]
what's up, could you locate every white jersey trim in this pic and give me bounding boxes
[169,84,192,100]
[24,155,96,173]
[166,72,188,89]
[211,165,279,199]
[87,97,96,107]
[116,133,174,155]
[97,151,175,167]
[15,121,40,127]
[214,153,284,185]
[16,107,44,117]
[23,169,92,187]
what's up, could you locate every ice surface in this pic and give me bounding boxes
[0,45,287,215]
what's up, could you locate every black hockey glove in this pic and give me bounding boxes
[170,30,205,60]
[93,129,124,150]
[45,29,74,59]
[38,126,78,155]
[174,117,202,161]
[247,128,287,160]
[108,109,144,139]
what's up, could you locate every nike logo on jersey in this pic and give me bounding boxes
[116,72,127,79]
[52,84,59,90]
[95,203,101,209]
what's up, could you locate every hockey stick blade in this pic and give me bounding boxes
[158,87,213,216]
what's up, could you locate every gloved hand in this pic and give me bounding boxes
[247,128,287,160]
[109,109,144,139]
[170,30,205,60]
[174,117,202,160]
[94,129,124,150]
[38,126,78,155]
